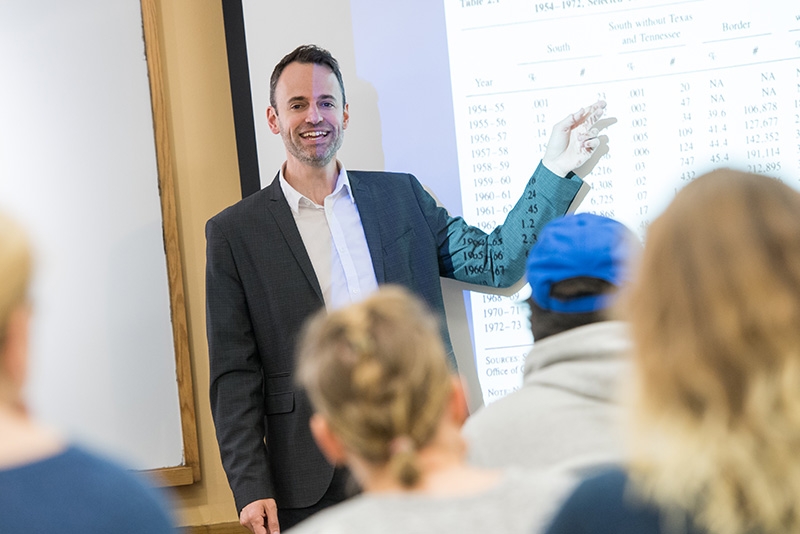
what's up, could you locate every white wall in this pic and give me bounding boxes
[0,0,184,470]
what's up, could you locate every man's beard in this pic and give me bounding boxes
[282,127,344,168]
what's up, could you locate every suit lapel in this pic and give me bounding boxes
[264,173,324,301]
[349,172,386,284]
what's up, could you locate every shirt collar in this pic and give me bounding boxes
[278,161,354,214]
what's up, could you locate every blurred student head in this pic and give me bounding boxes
[296,285,463,489]
[626,168,800,534]
[526,213,638,340]
[0,213,32,408]
[0,212,177,533]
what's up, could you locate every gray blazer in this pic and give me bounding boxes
[205,164,582,511]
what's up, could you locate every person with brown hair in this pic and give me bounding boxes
[545,169,800,534]
[288,286,572,533]
[0,213,177,533]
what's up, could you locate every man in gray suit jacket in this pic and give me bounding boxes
[206,44,606,533]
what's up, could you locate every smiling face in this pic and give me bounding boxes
[267,61,349,169]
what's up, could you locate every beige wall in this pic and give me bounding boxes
[153,0,242,527]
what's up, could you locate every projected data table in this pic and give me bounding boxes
[444,0,800,403]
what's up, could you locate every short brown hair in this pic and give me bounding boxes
[269,44,346,110]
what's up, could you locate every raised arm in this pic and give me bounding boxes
[424,100,610,287]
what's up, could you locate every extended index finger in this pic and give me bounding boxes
[575,100,606,128]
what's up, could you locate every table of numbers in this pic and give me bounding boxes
[444,0,800,404]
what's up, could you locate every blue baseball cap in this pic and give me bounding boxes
[526,213,635,313]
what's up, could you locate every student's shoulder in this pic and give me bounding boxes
[544,467,672,534]
[33,445,177,533]
[560,466,629,507]
[285,497,372,534]
[69,444,174,495]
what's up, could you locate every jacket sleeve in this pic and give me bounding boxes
[416,161,583,287]
[205,217,275,512]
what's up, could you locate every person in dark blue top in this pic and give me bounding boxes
[0,212,177,534]
[545,468,705,534]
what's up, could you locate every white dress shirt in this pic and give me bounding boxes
[279,163,379,310]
